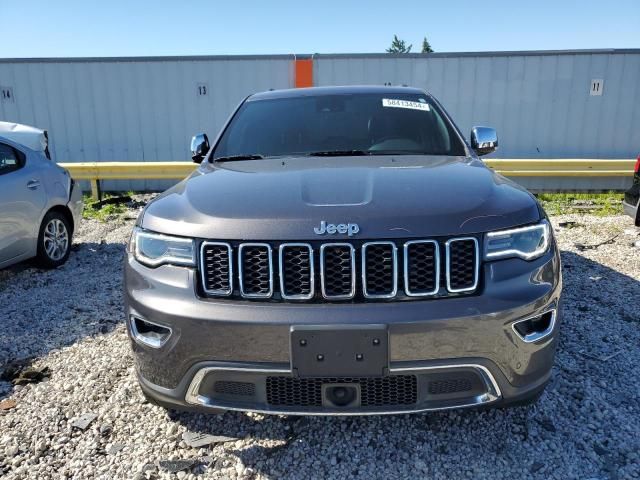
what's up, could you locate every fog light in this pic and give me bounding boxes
[129,315,172,348]
[512,310,556,343]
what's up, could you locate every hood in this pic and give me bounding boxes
[0,122,47,153]
[141,156,541,240]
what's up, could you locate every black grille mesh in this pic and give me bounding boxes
[448,240,477,290]
[406,242,437,294]
[281,245,313,297]
[240,246,271,296]
[266,376,418,407]
[214,380,256,397]
[364,243,395,296]
[321,245,354,298]
[428,378,473,395]
[202,244,231,293]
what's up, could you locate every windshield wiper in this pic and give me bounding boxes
[367,150,431,155]
[307,150,372,157]
[213,154,264,162]
[306,150,433,157]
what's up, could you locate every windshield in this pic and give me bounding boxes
[213,93,467,160]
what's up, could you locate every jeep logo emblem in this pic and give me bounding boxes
[314,221,360,236]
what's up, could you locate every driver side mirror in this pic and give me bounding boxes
[470,126,498,156]
[190,133,210,164]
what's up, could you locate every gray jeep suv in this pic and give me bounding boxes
[125,86,562,415]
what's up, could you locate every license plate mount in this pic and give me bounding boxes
[290,325,389,378]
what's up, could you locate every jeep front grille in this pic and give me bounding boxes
[279,244,315,300]
[445,238,479,292]
[200,242,233,296]
[238,243,273,298]
[320,243,356,299]
[362,242,397,298]
[404,240,439,296]
[199,237,480,302]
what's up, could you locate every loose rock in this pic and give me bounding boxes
[0,204,638,479]
[70,412,98,431]
[182,432,238,448]
[0,399,16,411]
[158,459,198,474]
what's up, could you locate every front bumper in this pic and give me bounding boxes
[125,247,562,415]
[67,180,84,233]
[623,179,640,226]
[622,198,639,226]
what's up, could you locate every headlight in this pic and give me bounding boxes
[484,220,550,261]
[131,227,195,267]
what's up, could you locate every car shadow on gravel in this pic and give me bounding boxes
[0,241,126,400]
[166,250,639,480]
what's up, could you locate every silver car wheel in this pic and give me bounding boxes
[43,219,69,261]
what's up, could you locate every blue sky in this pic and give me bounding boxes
[2,0,639,58]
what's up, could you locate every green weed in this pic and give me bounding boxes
[536,192,623,216]
[82,194,129,222]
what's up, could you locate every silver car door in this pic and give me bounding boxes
[0,143,47,263]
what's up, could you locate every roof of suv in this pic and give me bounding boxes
[249,85,427,101]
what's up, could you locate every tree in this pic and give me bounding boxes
[421,37,434,53]
[386,35,412,53]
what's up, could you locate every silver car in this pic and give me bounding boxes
[0,122,83,269]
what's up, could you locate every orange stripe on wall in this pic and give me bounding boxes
[295,59,313,88]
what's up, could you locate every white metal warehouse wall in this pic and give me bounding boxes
[0,49,639,190]
[314,50,640,190]
[0,55,294,190]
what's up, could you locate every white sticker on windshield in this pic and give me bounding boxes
[382,98,431,111]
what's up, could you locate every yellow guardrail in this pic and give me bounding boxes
[58,159,636,198]
[59,161,196,198]
[485,159,635,176]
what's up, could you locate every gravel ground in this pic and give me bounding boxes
[1,208,639,480]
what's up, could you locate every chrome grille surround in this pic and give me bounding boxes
[200,241,233,296]
[403,240,440,297]
[238,243,274,298]
[320,243,357,300]
[445,237,480,293]
[200,237,480,301]
[279,243,315,300]
[361,241,398,299]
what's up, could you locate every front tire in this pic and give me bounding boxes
[36,211,72,268]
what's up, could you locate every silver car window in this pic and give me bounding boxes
[0,143,23,175]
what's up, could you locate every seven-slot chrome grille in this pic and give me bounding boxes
[199,237,479,302]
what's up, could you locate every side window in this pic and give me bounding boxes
[0,143,24,175]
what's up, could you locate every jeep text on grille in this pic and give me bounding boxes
[313,221,360,236]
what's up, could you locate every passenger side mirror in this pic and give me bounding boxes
[190,133,210,164]
[470,127,498,156]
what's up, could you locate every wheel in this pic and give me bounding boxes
[36,211,72,268]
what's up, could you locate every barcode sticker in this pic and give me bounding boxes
[382,98,430,111]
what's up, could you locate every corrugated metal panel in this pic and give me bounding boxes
[1,50,638,191]
[0,56,294,190]
[314,51,640,190]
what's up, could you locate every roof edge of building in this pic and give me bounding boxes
[1,48,639,64]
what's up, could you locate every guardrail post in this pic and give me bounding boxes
[90,179,102,200]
